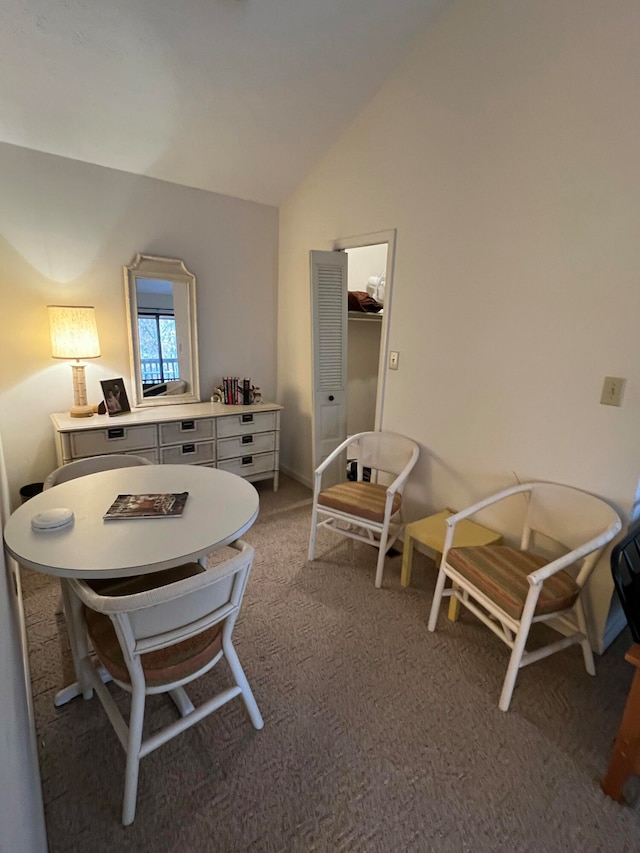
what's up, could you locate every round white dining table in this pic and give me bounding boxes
[5,464,259,578]
[4,464,259,705]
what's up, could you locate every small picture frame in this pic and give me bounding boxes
[100,378,131,416]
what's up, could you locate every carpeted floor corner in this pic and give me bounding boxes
[21,475,640,852]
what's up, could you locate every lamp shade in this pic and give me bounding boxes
[48,305,101,359]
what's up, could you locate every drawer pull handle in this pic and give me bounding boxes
[241,455,253,466]
[182,444,196,454]
[241,435,254,445]
[181,420,195,431]
[242,413,254,423]
[107,428,125,440]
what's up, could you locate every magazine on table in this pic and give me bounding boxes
[103,492,189,521]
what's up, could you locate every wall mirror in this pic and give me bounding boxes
[124,254,200,408]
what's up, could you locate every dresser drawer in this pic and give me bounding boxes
[216,432,276,461]
[70,424,157,458]
[159,418,215,446]
[216,411,277,438]
[217,451,275,478]
[159,440,215,465]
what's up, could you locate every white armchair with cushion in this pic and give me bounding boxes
[427,482,621,711]
[308,431,419,588]
[68,539,262,825]
[45,454,154,614]
[44,453,153,490]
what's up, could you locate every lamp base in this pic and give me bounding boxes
[69,403,94,419]
[69,363,94,418]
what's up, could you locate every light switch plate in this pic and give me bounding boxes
[600,376,625,407]
[389,351,399,370]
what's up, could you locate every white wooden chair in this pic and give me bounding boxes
[308,431,419,588]
[43,453,153,491]
[427,482,621,711]
[45,455,153,613]
[68,539,263,826]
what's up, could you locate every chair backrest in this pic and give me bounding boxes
[524,482,620,555]
[70,540,254,656]
[611,525,640,643]
[351,431,419,481]
[44,454,153,490]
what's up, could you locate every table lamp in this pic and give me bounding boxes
[48,305,101,418]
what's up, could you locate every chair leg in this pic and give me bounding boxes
[308,504,318,561]
[575,599,596,676]
[224,641,264,730]
[374,547,386,588]
[427,567,449,631]
[499,587,540,712]
[499,619,534,712]
[122,687,146,826]
[374,527,390,589]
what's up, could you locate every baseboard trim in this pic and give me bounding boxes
[279,464,312,490]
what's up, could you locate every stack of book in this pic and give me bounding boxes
[221,377,252,405]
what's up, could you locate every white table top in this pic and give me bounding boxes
[4,465,259,579]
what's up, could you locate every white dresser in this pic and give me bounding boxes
[50,401,282,490]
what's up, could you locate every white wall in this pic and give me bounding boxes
[346,244,387,295]
[278,0,640,650]
[0,142,278,506]
[0,433,47,853]
[347,318,381,436]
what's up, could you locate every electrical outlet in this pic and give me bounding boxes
[600,376,625,407]
[389,351,399,370]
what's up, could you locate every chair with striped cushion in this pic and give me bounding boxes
[45,454,154,614]
[68,539,263,825]
[427,482,621,711]
[308,431,419,588]
[43,453,153,490]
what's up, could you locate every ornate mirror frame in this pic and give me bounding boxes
[124,253,201,408]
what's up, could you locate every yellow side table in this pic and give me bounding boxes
[401,509,503,620]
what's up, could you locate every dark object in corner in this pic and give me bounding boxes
[611,523,640,642]
[97,400,107,415]
[347,461,371,482]
[348,291,383,313]
[19,482,44,504]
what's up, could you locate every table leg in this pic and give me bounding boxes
[401,533,414,587]
[56,580,94,706]
[602,663,640,801]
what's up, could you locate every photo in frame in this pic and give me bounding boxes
[100,378,131,416]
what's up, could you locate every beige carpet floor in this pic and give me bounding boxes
[21,474,640,852]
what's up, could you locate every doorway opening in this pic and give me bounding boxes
[344,243,387,436]
[310,230,396,476]
[334,229,396,439]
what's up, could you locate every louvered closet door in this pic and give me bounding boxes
[310,250,348,485]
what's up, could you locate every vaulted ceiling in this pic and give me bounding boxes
[0,0,450,205]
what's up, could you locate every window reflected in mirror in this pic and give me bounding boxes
[136,278,179,394]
